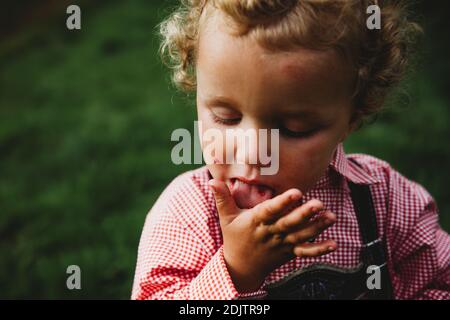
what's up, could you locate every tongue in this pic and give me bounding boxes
[230,180,274,209]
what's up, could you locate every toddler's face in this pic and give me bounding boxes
[196,12,356,209]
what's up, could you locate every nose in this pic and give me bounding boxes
[230,122,272,168]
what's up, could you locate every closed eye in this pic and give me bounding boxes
[280,126,320,138]
[210,110,322,138]
[210,112,241,125]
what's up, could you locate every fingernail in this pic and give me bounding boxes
[328,246,335,251]
[290,193,301,201]
[208,181,217,192]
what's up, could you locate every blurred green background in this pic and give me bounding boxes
[0,0,448,299]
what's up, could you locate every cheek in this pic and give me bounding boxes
[197,109,230,178]
[281,133,335,163]
[280,140,329,173]
[197,110,220,153]
[197,108,212,132]
[278,134,338,187]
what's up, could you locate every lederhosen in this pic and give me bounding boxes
[265,172,394,300]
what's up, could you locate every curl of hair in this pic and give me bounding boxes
[158,0,421,123]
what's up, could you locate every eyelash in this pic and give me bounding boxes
[210,113,241,125]
[210,113,319,139]
[279,127,318,138]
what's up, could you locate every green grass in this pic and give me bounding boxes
[0,0,448,299]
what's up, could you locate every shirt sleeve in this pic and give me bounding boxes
[387,172,450,300]
[131,173,266,300]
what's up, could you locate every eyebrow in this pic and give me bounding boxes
[277,108,325,122]
[203,96,240,108]
[280,110,316,117]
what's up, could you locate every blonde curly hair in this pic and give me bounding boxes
[158,0,421,123]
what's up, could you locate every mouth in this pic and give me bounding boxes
[227,177,275,209]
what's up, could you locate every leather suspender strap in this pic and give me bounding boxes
[348,181,379,245]
[347,159,394,299]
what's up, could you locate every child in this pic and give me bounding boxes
[131,0,449,299]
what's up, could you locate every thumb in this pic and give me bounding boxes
[208,179,239,225]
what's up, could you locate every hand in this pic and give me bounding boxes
[209,179,337,293]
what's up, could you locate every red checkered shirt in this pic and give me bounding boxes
[131,143,450,300]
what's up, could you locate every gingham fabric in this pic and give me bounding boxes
[131,143,450,300]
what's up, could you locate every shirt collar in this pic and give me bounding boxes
[329,143,382,185]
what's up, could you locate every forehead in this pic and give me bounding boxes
[196,11,355,117]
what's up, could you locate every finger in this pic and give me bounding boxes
[283,210,336,244]
[254,188,302,224]
[293,240,337,258]
[209,179,239,225]
[273,199,324,233]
